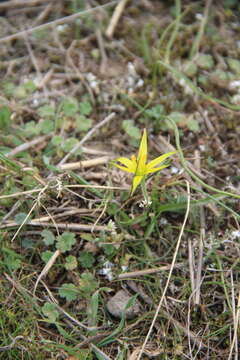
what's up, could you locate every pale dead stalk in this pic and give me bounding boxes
[58,112,116,166]
[0,1,118,43]
[11,184,49,242]
[0,184,125,201]
[5,134,52,158]
[136,181,191,360]
[23,34,42,80]
[96,28,108,73]
[0,0,58,9]
[1,221,109,232]
[117,263,184,280]
[32,3,53,27]
[91,197,109,233]
[65,184,125,190]
[188,239,196,295]
[105,0,129,38]
[33,250,60,295]
[58,156,112,171]
[65,41,95,102]
[194,150,204,305]
[228,272,240,360]
[0,188,42,200]
[38,68,54,89]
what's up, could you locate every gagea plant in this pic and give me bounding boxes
[112,129,176,197]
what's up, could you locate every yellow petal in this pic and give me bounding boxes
[115,157,137,172]
[146,151,176,171]
[146,164,169,174]
[136,128,148,175]
[131,175,144,195]
[113,163,135,173]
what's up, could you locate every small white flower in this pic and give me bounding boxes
[199,144,206,151]
[195,13,203,20]
[231,230,240,240]
[107,219,117,235]
[171,166,179,174]
[139,199,152,208]
[159,217,168,225]
[98,261,114,281]
[179,78,193,95]
[229,80,240,89]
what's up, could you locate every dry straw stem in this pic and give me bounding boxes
[33,249,60,295]
[58,156,112,171]
[193,150,204,306]
[0,1,118,43]
[5,134,52,158]
[137,181,191,360]
[117,263,184,280]
[58,112,116,166]
[1,220,109,233]
[105,0,129,38]
[10,184,49,242]
[0,0,58,9]
[228,284,240,360]
[0,184,125,201]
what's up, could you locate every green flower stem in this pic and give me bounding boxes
[141,178,148,203]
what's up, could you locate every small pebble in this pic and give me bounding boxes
[106,290,141,319]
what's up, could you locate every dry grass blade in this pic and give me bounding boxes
[117,263,184,280]
[5,134,52,158]
[105,0,129,38]
[58,112,116,166]
[58,156,113,171]
[0,0,58,9]
[1,221,109,232]
[137,181,191,360]
[228,286,240,360]
[33,249,60,295]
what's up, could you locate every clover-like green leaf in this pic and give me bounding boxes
[59,283,78,301]
[56,232,76,253]
[41,229,55,246]
[42,302,59,323]
[78,251,95,268]
[64,255,78,270]
[41,250,55,263]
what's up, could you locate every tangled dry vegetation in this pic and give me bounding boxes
[0,0,240,359]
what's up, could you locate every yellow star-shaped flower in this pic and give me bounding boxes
[113,129,176,195]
